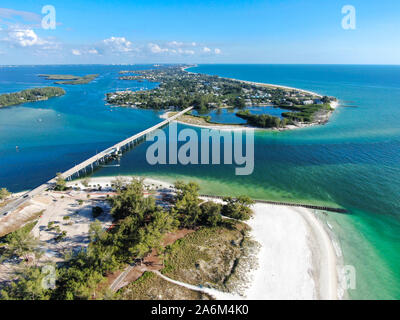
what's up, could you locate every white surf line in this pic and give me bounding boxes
[153,271,242,300]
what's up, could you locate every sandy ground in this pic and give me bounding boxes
[90,176,341,300]
[29,191,113,264]
[245,204,338,300]
[1,175,341,300]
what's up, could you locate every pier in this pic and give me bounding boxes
[199,194,348,214]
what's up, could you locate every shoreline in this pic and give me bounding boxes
[73,175,342,300]
[183,65,324,98]
[160,103,338,132]
[179,66,339,131]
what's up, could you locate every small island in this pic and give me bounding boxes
[39,74,99,85]
[106,65,337,130]
[0,87,66,108]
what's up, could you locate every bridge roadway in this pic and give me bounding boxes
[0,107,193,216]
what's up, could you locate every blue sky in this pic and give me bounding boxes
[0,0,399,64]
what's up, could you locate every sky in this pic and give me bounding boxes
[0,0,399,65]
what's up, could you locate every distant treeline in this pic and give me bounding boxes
[280,103,332,123]
[236,102,333,128]
[236,110,289,128]
[39,74,99,85]
[0,87,65,108]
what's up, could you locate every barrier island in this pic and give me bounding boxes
[0,87,65,108]
[106,65,338,130]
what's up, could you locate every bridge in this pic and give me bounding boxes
[0,107,193,216]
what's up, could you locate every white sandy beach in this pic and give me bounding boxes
[245,203,338,300]
[75,176,340,300]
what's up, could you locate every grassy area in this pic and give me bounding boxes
[0,210,43,238]
[118,271,211,300]
[281,103,333,123]
[39,74,99,85]
[0,87,65,108]
[0,220,38,245]
[162,222,250,290]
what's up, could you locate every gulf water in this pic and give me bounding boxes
[0,64,399,299]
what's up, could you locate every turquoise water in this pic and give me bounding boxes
[191,105,290,123]
[1,64,400,299]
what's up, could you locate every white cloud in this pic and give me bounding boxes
[4,28,47,47]
[167,40,184,48]
[71,49,81,56]
[178,48,195,55]
[167,40,197,48]
[203,46,211,53]
[70,47,99,56]
[148,43,169,53]
[214,48,222,54]
[0,8,41,23]
[102,36,133,53]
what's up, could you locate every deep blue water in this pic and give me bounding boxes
[1,64,400,299]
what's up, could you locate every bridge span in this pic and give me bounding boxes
[0,107,192,216]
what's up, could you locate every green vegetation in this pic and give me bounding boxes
[236,110,289,128]
[199,201,222,227]
[0,179,254,300]
[118,271,210,300]
[0,221,39,261]
[173,181,202,228]
[162,223,249,289]
[54,173,67,191]
[0,188,11,201]
[107,65,337,128]
[0,87,65,108]
[39,74,99,85]
[54,231,67,242]
[106,65,320,113]
[51,179,179,299]
[81,178,90,188]
[281,103,333,123]
[0,265,53,300]
[221,196,255,221]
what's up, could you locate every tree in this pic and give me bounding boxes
[1,227,40,261]
[54,173,67,191]
[111,176,127,192]
[0,266,52,300]
[0,188,10,201]
[173,181,202,228]
[111,179,155,221]
[81,178,90,188]
[221,196,254,221]
[199,201,222,227]
[130,209,178,259]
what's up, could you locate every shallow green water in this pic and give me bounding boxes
[1,64,399,299]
